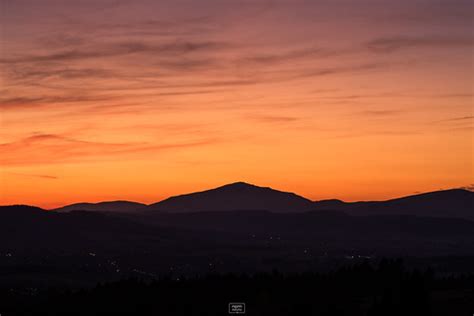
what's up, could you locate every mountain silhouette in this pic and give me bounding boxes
[313,189,474,220]
[43,184,474,219]
[52,201,146,213]
[0,204,46,219]
[146,182,314,213]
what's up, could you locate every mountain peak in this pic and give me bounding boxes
[215,182,269,191]
[219,181,256,187]
[148,182,314,213]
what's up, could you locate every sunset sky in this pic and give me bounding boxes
[1,0,473,208]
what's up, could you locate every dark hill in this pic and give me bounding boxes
[147,182,314,213]
[0,205,46,219]
[313,189,474,220]
[52,201,147,213]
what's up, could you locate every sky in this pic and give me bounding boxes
[0,0,473,208]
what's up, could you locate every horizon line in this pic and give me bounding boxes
[1,181,471,210]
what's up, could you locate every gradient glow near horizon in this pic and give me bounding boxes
[0,0,473,208]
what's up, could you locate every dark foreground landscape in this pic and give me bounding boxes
[1,183,474,315]
[2,261,474,316]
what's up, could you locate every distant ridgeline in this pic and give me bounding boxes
[44,182,474,219]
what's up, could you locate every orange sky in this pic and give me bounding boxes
[1,0,473,208]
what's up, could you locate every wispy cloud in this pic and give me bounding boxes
[356,110,401,117]
[296,62,393,79]
[239,46,342,66]
[247,114,301,124]
[0,94,118,109]
[4,67,115,82]
[432,116,473,131]
[0,134,217,166]
[7,172,58,180]
[0,40,229,64]
[439,116,474,122]
[367,36,473,53]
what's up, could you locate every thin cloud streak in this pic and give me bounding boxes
[0,134,218,166]
[246,114,301,124]
[439,116,474,122]
[7,172,59,180]
[355,110,401,117]
[368,36,474,53]
[0,40,230,64]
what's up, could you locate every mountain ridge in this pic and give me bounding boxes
[5,182,471,219]
[147,181,314,213]
[52,200,146,213]
[313,188,474,219]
